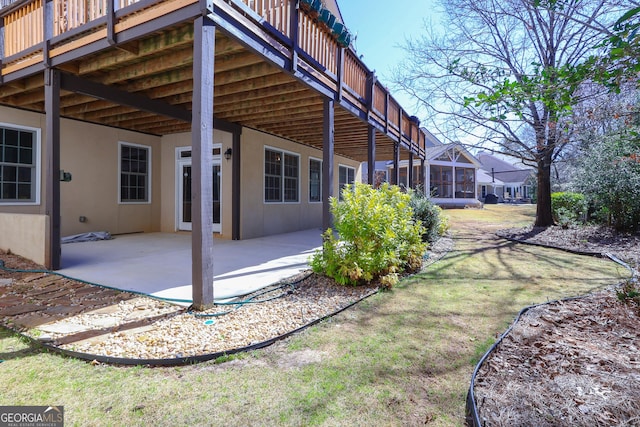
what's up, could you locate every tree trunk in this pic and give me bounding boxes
[535,157,554,227]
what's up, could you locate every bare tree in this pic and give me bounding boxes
[394,0,630,226]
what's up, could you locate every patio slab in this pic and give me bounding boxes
[58,229,324,305]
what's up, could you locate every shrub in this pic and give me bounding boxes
[408,188,449,243]
[310,182,427,287]
[551,192,586,227]
[574,129,640,232]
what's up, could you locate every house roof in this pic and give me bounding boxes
[477,153,533,183]
[422,128,444,148]
[476,169,504,185]
[425,143,482,168]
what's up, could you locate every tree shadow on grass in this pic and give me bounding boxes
[0,326,44,362]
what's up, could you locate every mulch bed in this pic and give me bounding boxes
[0,238,452,362]
[0,255,376,361]
[472,225,640,426]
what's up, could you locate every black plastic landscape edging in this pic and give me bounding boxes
[5,288,380,367]
[496,232,610,258]
[465,235,637,427]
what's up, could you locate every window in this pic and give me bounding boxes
[338,165,355,200]
[264,148,299,203]
[0,125,39,204]
[120,142,150,203]
[309,158,322,202]
[430,165,453,198]
[455,167,475,198]
[399,167,408,188]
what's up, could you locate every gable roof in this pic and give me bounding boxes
[425,143,481,168]
[423,128,444,148]
[477,153,534,183]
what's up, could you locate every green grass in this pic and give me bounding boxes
[0,204,628,426]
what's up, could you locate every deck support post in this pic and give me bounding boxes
[408,152,414,189]
[367,125,376,186]
[0,20,4,84]
[421,159,426,194]
[44,68,61,270]
[322,97,334,232]
[191,15,216,310]
[393,142,400,186]
[289,0,299,73]
[231,127,241,240]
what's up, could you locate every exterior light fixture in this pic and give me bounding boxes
[224,148,232,160]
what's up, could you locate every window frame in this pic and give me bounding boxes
[430,165,453,198]
[455,167,476,199]
[338,164,355,201]
[308,157,322,203]
[0,123,41,206]
[263,146,300,204]
[118,141,152,205]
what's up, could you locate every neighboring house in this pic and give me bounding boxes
[476,168,505,202]
[384,130,482,208]
[477,153,535,203]
[361,160,389,189]
[424,143,482,208]
[0,0,428,306]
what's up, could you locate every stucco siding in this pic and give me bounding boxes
[0,213,48,265]
[60,121,162,236]
[0,106,163,238]
[240,128,360,239]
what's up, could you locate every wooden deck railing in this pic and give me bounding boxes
[3,0,43,57]
[298,11,337,75]
[1,0,425,156]
[244,0,289,37]
[54,0,108,35]
[343,50,366,100]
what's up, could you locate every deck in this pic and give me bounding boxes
[0,0,426,161]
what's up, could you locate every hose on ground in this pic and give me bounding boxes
[0,259,312,319]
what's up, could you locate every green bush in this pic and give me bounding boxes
[575,130,640,232]
[310,182,427,287]
[408,188,449,243]
[551,192,586,227]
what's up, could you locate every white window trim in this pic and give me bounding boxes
[0,122,41,206]
[118,141,152,205]
[308,156,322,204]
[263,145,300,204]
[338,164,355,200]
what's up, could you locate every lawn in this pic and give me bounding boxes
[0,204,629,426]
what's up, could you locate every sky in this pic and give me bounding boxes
[336,0,443,121]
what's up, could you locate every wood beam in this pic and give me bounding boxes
[231,126,241,240]
[368,125,376,186]
[44,68,61,270]
[322,97,334,232]
[215,95,320,117]
[77,25,197,75]
[242,105,325,126]
[215,83,307,107]
[408,152,414,189]
[191,15,215,310]
[98,47,194,85]
[59,72,191,122]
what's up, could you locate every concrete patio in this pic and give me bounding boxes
[58,229,324,305]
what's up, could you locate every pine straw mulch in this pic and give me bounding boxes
[472,225,640,426]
